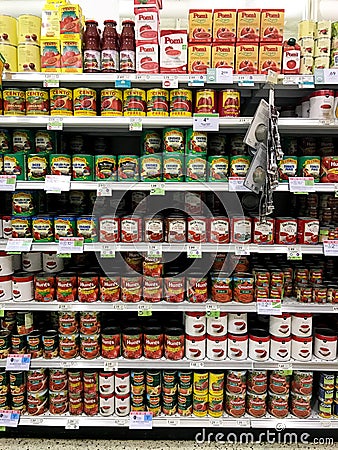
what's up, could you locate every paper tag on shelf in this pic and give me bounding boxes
[187,244,202,259]
[100,245,116,259]
[193,115,219,132]
[47,117,63,131]
[0,175,16,191]
[97,183,113,197]
[115,79,131,88]
[150,182,165,196]
[289,177,315,193]
[114,418,128,427]
[283,75,299,85]
[206,309,220,318]
[0,410,20,428]
[323,68,338,84]
[216,68,234,84]
[103,360,118,372]
[236,418,251,427]
[335,183,338,198]
[162,75,178,89]
[44,175,71,193]
[209,419,223,427]
[6,354,31,371]
[321,420,332,428]
[6,238,32,253]
[228,177,250,191]
[43,74,59,88]
[189,361,205,368]
[138,305,152,317]
[167,418,180,427]
[147,244,162,259]
[267,70,278,84]
[129,411,153,429]
[57,253,71,258]
[30,417,44,425]
[237,75,254,87]
[60,360,78,368]
[58,303,72,311]
[287,246,302,261]
[58,237,84,254]
[235,245,250,256]
[257,298,282,315]
[323,240,338,256]
[129,117,142,131]
[0,311,4,318]
[65,418,80,430]
[112,303,126,311]
[277,362,293,375]
[188,75,205,87]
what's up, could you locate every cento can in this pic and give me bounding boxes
[73,88,97,116]
[195,89,216,114]
[25,89,49,116]
[50,88,73,116]
[147,89,169,117]
[218,89,240,117]
[123,89,146,116]
[3,89,25,115]
[193,393,208,417]
[170,89,192,117]
[49,154,72,176]
[100,89,123,116]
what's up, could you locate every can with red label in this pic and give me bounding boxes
[101,326,120,359]
[80,311,100,335]
[100,274,120,302]
[187,217,207,243]
[209,216,230,244]
[185,312,206,336]
[291,335,313,361]
[143,276,163,303]
[231,217,252,244]
[99,216,120,243]
[187,274,208,303]
[185,334,206,361]
[165,213,186,243]
[144,215,164,243]
[275,217,298,244]
[122,327,143,359]
[296,284,313,303]
[58,311,78,335]
[121,274,142,303]
[59,333,79,359]
[78,272,99,303]
[207,334,227,360]
[121,215,142,242]
[253,217,274,245]
[210,272,232,303]
[144,326,164,359]
[291,313,312,337]
[297,217,319,244]
[164,327,184,360]
[84,393,99,416]
[80,334,100,359]
[69,393,83,415]
[49,369,68,392]
[56,272,77,302]
[164,273,185,303]
[313,285,328,303]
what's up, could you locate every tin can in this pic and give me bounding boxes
[0,43,17,72]
[100,393,115,415]
[80,334,100,359]
[146,370,161,396]
[131,394,145,411]
[25,89,49,116]
[207,371,224,396]
[193,393,208,417]
[291,391,311,418]
[27,154,48,181]
[229,155,251,177]
[143,277,163,303]
[101,326,121,359]
[0,15,18,45]
[253,217,274,245]
[0,331,10,359]
[50,88,73,116]
[298,156,321,182]
[123,89,146,116]
[35,130,56,153]
[0,130,12,153]
[210,272,231,303]
[292,371,313,396]
[140,154,162,182]
[10,371,25,396]
[12,272,34,301]
[121,216,142,243]
[319,401,332,418]
[247,370,267,395]
[207,334,227,360]
[166,213,186,243]
[208,155,229,181]
[58,311,78,335]
[100,89,123,116]
[170,89,192,117]
[18,43,40,72]
[275,217,298,245]
[131,370,145,396]
[49,390,68,415]
[164,327,184,360]
[233,273,254,303]
[312,284,328,303]
[4,153,26,180]
[249,329,270,362]
[147,89,169,117]
[84,394,99,415]
[231,217,252,244]
[99,216,120,243]
[99,372,115,395]
[27,368,47,393]
[291,335,313,361]
[246,392,266,418]
[314,328,337,361]
[163,153,185,181]
[73,88,96,116]
[118,155,139,181]
[141,130,162,155]
[209,216,230,244]
[68,371,82,394]
[225,391,246,417]
[186,155,207,182]
[59,333,79,359]
[3,90,25,116]
[297,217,319,244]
[115,393,130,416]
[95,155,117,181]
[122,327,142,359]
[77,216,98,243]
[115,371,130,396]
[186,129,207,154]
[219,90,240,117]
[31,215,53,242]
[163,128,185,153]
[144,215,164,243]
[54,216,76,241]
[42,330,58,359]
[16,311,33,335]
[83,371,98,394]
[80,311,100,335]
[185,334,206,360]
[78,272,99,303]
[49,154,72,176]
[42,252,63,273]
[164,273,185,303]
[195,89,216,114]
[187,217,207,243]
[163,371,177,395]
[162,394,177,416]
[18,14,41,45]
[72,154,94,181]
[178,393,193,415]
[100,274,120,302]
[27,331,42,359]
[268,391,289,418]
[278,156,298,182]
[228,333,248,360]
[0,275,11,301]
[13,129,34,153]
[69,393,83,415]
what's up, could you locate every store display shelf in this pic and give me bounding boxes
[281,299,338,313]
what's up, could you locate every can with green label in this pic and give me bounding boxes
[185,129,207,155]
[35,130,57,153]
[229,155,252,177]
[11,217,32,238]
[208,155,229,181]
[32,215,54,242]
[50,154,71,176]
[140,154,162,182]
[141,130,162,155]
[12,191,35,216]
[186,155,207,182]
[298,156,321,182]
[163,153,184,182]
[118,155,139,181]
[72,154,94,181]
[4,152,26,180]
[0,155,3,174]
[0,129,12,153]
[13,129,34,153]
[278,156,298,182]
[163,128,185,153]
[95,155,117,181]
[27,153,49,181]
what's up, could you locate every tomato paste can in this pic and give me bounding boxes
[59,333,79,359]
[163,153,185,181]
[50,88,73,116]
[162,371,177,395]
[249,329,270,362]
[140,154,162,182]
[269,313,291,337]
[4,153,26,180]
[25,89,49,116]
[164,273,185,303]
[297,217,319,244]
[80,334,100,359]
[100,273,120,302]
[56,272,77,302]
[3,89,26,116]
[100,89,123,116]
[195,89,216,114]
[141,130,162,155]
[233,273,254,303]
[73,88,96,116]
[122,327,142,359]
[207,334,227,360]
[68,371,82,394]
[178,393,193,415]
[291,335,313,361]
[163,128,185,153]
[101,326,121,359]
[131,370,145,396]
[292,371,313,395]
[165,213,186,243]
[49,154,72,176]
[253,217,274,245]
[77,215,98,243]
[228,313,247,334]
[270,335,292,361]
[291,314,312,337]
[309,90,334,120]
[58,311,78,335]
[115,371,130,396]
[147,89,169,117]
[231,217,252,244]
[12,272,34,302]
[123,89,146,116]
[69,392,83,415]
[268,391,289,418]
[121,274,142,303]
[164,326,184,360]
[225,391,246,417]
[0,331,10,359]
[187,273,208,303]
[80,311,100,335]
[206,312,227,337]
[95,155,117,181]
[187,217,207,243]
[54,215,76,242]
[229,155,251,177]
[275,217,298,244]
[118,155,139,181]
[143,276,163,303]
[247,370,268,395]
[218,90,240,117]
[170,89,192,117]
[228,333,248,360]
[185,312,206,337]
[115,393,130,416]
[208,155,229,181]
[314,328,337,361]
[193,393,208,417]
[78,272,99,303]
[42,330,58,359]
[186,155,207,182]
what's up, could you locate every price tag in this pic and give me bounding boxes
[236,419,251,427]
[267,70,278,84]
[283,75,299,85]
[138,305,152,317]
[287,246,302,261]
[30,417,44,425]
[61,360,77,368]
[43,74,59,88]
[335,183,338,198]
[100,245,116,258]
[323,69,338,84]
[6,238,32,253]
[206,310,220,318]
[115,418,128,427]
[44,175,71,193]
[112,303,126,311]
[129,118,142,131]
[235,245,250,256]
[237,75,254,87]
[187,244,202,259]
[103,360,118,372]
[162,75,178,89]
[129,411,153,429]
[188,75,205,87]
[193,115,219,132]
[58,237,84,254]
[97,183,112,197]
[47,117,63,131]
[0,311,4,318]
[167,418,180,426]
[147,244,162,258]
[189,361,205,369]
[257,298,282,315]
[115,79,131,88]
[216,68,234,84]
[58,304,72,312]
[6,354,31,371]
[150,182,165,196]
[0,175,16,191]
[0,410,20,428]
[323,240,338,256]
[298,77,315,89]
[278,363,293,375]
[65,418,80,430]
[289,177,315,193]
[321,420,332,428]
[228,177,250,191]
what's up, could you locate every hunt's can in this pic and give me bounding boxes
[195,89,216,114]
[99,274,120,303]
[25,89,49,115]
[78,272,99,303]
[73,88,97,116]
[218,89,240,117]
[123,89,146,116]
[170,89,192,117]
[49,154,72,176]
[50,88,73,116]
[100,89,123,116]
[147,89,169,117]
[27,154,49,181]
[3,89,25,116]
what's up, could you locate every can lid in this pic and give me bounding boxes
[309,90,334,98]
[12,271,34,281]
[271,334,292,343]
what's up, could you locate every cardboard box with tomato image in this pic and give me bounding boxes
[189,9,213,43]
[237,9,261,43]
[135,7,159,43]
[59,4,83,38]
[213,9,237,43]
[136,41,159,73]
[235,43,258,74]
[260,9,284,43]
[41,38,61,72]
[160,29,187,74]
[188,43,211,74]
[212,44,235,69]
[259,43,282,74]
[60,38,82,72]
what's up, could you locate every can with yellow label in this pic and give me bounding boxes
[73,88,97,116]
[0,43,17,72]
[26,89,49,116]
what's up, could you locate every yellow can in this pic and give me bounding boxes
[123,89,146,116]
[170,89,193,117]
[208,393,224,418]
[0,15,18,46]
[50,88,73,116]
[193,371,209,395]
[73,88,97,116]
[100,89,123,116]
[209,371,225,396]
[193,393,208,417]
[3,89,25,116]
[18,43,40,72]
[26,89,49,116]
[18,14,41,45]
[146,89,169,117]
[0,43,17,72]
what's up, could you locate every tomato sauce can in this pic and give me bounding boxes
[42,330,58,359]
[12,271,34,301]
[80,334,100,359]
[297,217,319,244]
[170,89,192,117]
[246,392,267,418]
[0,331,10,359]
[84,393,99,416]
[143,276,163,303]
[99,372,115,395]
[99,216,120,243]
[121,216,142,243]
[73,88,96,116]
[164,327,184,360]
[68,370,82,394]
[58,311,78,335]
[27,368,47,393]
[249,329,270,361]
[209,216,230,243]
[226,371,247,395]
[49,369,67,392]
[72,154,94,181]
[77,215,98,243]
[12,216,32,239]
[207,334,227,360]
[195,89,216,114]
[228,333,248,360]
[187,274,208,303]
[59,333,79,359]
[121,274,142,303]
[100,89,123,116]
[185,312,206,337]
[314,328,337,361]
[118,155,139,181]
[123,89,146,116]
[187,217,207,243]
[163,128,185,153]
[163,371,177,396]
[69,393,83,415]
[231,217,252,244]
[291,335,313,361]
[99,392,115,416]
[233,273,254,303]
[268,391,289,418]
[185,334,206,360]
[193,393,208,417]
[207,312,227,337]
[164,273,185,303]
[144,216,164,243]
[101,326,121,359]
[218,89,240,117]
[247,370,268,395]
[56,272,77,302]
[228,313,247,334]
[270,335,291,361]
[0,275,12,301]
[292,371,313,395]
[83,371,98,394]
[291,314,312,338]
[122,327,143,359]
[225,391,246,417]
[3,90,26,116]
[78,272,99,303]
[313,284,327,303]
[80,311,100,335]
[49,154,72,177]
[269,313,291,337]
[50,88,73,116]
[115,393,130,416]
[166,214,186,243]
[95,155,117,181]
[100,274,120,302]
[35,130,56,153]
[275,217,298,244]
[253,217,274,245]
[147,89,169,117]
[25,89,49,116]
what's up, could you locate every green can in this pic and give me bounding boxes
[95,155,117,181]
[298,156,321,182]
[54,215,76,241]
[163,370,177,395]
[11,333,27,355]
[208,155,229,181]
[11,217,32,238]
[146,370,161,396]
[32,215,54,242]
[140,154,162,182]
[186,154,207,182]
[4,152,26,180]
[27,153,49,181]
[0,155,3,173]
[12,191,35,216]
[118,155,139,181]
[147,394,161,416]
[163,128,185,153]
[13,129,34,153]
[278,156,298,182]
[185,129,208,154]
[50,154,72,176]
[0,129,12,153]
[0,331,10,361]
[11,394,26,412]
[163,153,184,182]
[141,130,162,154]
[178,371,193,395]
[229,155,252,177]
[0,396,9,410]
[162,393,177,415]
[35,130,57,153]
[178,393,193,415]
[0,370,8,396]
[72,154,94,181]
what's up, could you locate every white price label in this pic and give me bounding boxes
[43,74,59,87]
[267,70,278,84]
[162,75,178,89]
[237,75,254,86]
[58,237,84,254]
[30,417,44,425]
[289,177,315,193]
[287,246,302,261]
[6,354,31,371]
[58,303,72,311]
[44,175,71,193]
[278,362,293,372]
[47,117,63,131]
[323,69,338,84]
[147,244,162,258]
[235,245,250,256]
[257,298,282,315]
[167,418,180,426]
[6,238,32,253]
[61,360,77,368]
[129,118,142,131]
[66,418,80,430]
[129,411,153,429]
[115,418,128,426]
[0,175,16,191]
[283,75,298,85]
[189,361,205,368]
[188,75,205,86]
[150,182,165,196]
[321,420,332,428]
[323,240,338,256]
[187,244,202,259]
[100,245,116,259]
[209,419,223,427]
[97,183,113,197]
[228,177,250,191]
[0,410,20,428]
[216,68,234,84]
[112,303,126,311]
[138,304,152,317]
[236,419,251,427]
[104,360,118,372]
[193,115,219,132]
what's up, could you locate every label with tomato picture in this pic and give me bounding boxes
[72,155,94,181]
[186,155,207,182]
[209,217,230,243]
[187,218,207,243]
[163,154,184,182]
[164,333,184,360]
[100,275,120,302]
[99,217,120,243]
[32,216,53,242]
[253,217,274,245]
[121,276,142,303]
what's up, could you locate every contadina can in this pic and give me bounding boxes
[50,88,73,116]
[73,88,97,116]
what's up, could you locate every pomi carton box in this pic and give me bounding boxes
[259,43,282,74]
[235,43,259,74]
[136,41,159,73]
[188,43,211,74]
[135,7,159,43]
[189,9,213,43]
[260,9,284,43]
[213,9,237,43]
[237,9,261,43]
[160,30,187,74]
[212,44,235,69]
[61,38,82,72]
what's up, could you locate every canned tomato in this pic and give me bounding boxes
[141,130,162,155]
[58,311,78,335]
[31,215,53,242]
[209,216,230,244]
[12,191,34,217]
[3,89,25,116]
[269,313,291,337]
[50,154,72,177]
[140,154,162,182]
[164,273,185,303]
[59,333,78,359]
[101,326,121,359]
[228,313,247,334]
[291,392,311,419]
[147,89,169,117]
[313,284,327,303]
[210,272,232,303]
[268,391,289,418]
[187,217,207,243]
[249,329,270,362]
[12,271,34,301]
[291,335,313,361]
[219,90,240,117]
[83,371,98,394]
[229,155,251,177]
[208,371,224,396]
[143,276,163,303]
[13,129,34,153]
[297,217,319,244]
[99,372,115,395]
[27,330,42,358]
[18,14,41,44]
[68,370,83,394]
[100,274,120,302]
[319,401,332,419]
[42,330,58,359]
[163,153,184,181]
[278,156,298,182]
[72,154,94,181]
[233,273,254,303]
[207,334,227,360]
[186,129,207,154]
[208,155,229,181]
[253,217,274,245]
[18,43,40,71]
[0,275,11,302]
[144,215,164,243]
[298,156,321,182]
[178,393,193,416]
[115,393,130,416]
[163,371,177,395]
[100,89,123,116]
[80,334,100,359]
[292,371,313,395]
[0,15,18,46]
[247,370,268,394]
[99,216,120,243]
[95,155,117,181]
[121,274,142,303]
[146,370,161,396]
[314,328,337,361]
[27,368,47,393]
[80,312,100,335]
[270,335,291,361]
[165,327,184,360]
[118,155,139,181]
[84,394,99,416]
[78,272,99,303]
[131,370,145,396]
[187,274,208,303]
[16,311,33,335]
[231,217,252,244]
[163,128,185,153]
[56,272,77,302]
[0,130,12,153]
[296,282,312,303]
[73,88,96,116]
[162,394,177,416]
[225,391,246,417]
[186,155,207,182]
[185,334,206,360]
[122,327,142,359]
[185,312,206,337]
[170,89,192,117]
[49,390,68,415]
[193,393,208,417]
[193,371,208,395]
[27,154,48,181]
[10,371,25,396]
[123,89,146,116]
[246,392,267,418]
[77,216,98,243]
[228,333,248,360]
[100,392,114,416]
[25,89,49,116]
[35,130,56,153]
[131,394,145,411]
[207,312,227,337]
[275,217,298,245]
[69,393,83,415]
[195,89,216,114]
[166,213,186,243]
[4,153,26,180]
[0,331,10,359]
[327,285,338,304]
[0,43,17,72]
[50,88,73,116]
[54,215,76,241]
[178,371,193,396]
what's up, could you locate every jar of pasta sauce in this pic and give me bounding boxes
[164,326,184,360]
[122,327,142,359]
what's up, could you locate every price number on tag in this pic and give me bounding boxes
[104,360,118,372]
[43,74,59,88]
[237,75,254,86]
[167,418,180,426]
[237,419,250,427]
[147,244,162,258]
[115,79,131,88]
[228,177,250,192]
[58,237,84,254]
[193,115,219,132]
[287,246,302,261]
[289,177,315,193]
[97,183,112,197]
[321,420,332,428]
[138,305,152,317]
[188,75,205,87]
[58,303,72,311]
[6,238,33,253]
[257,298,282,315]
[323,69,338,84]
[187,244,202,259]
[323,240,338,256]
[112,304,126,311]
[129,118,142,131]
[0,410,20,428]
[189,361,205,369]
[267,70,278,84]
[0,175,16,191]
[209,419,223,427]
[235,245,250,256]
[216,68,234,84]
[150,183,165,196]
[30,418,44,425]
[6,354,31,371]
[100,245,116,259]
[47,117,63,131]
[162,75,178,89]
[66,418,80,430]
[129,411,153,430]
